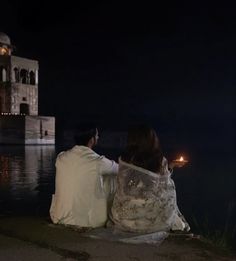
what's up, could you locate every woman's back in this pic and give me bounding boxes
[111,158,181,233]
[110,125,189,233]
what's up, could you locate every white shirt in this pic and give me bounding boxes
[50,145,118,228]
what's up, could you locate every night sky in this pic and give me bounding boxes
[0,2,235,151]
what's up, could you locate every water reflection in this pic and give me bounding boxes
[0,146,56,216]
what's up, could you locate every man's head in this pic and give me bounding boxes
[74,124,99,148]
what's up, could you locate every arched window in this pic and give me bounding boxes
[2,68,6,82]
[35,70,38,84]
[14,67,20,83]
[0,66,7,82]
[29,71,35,85]
[20,69,28,84]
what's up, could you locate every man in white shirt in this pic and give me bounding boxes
[50,125,118,228]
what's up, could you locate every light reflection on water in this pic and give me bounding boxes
[0,146,56,216]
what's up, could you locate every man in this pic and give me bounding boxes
[50,125,118,228]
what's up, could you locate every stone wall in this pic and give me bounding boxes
[0,115,55,144]
[25,116,55,144]
[0,115,25,144]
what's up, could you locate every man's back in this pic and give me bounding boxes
[50,145,118,227]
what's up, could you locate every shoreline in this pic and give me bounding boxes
[0,216,235,261]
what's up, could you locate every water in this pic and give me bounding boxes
[0,145,56,216]
[0,144,235,246]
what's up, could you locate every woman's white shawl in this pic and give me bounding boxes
[111,158,189,233]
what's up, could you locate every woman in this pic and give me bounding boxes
[110,125,190,233]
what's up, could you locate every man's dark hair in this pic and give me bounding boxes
[74,124,97,146]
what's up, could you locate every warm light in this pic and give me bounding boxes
[173,155,188,163]
[0,47,8,55]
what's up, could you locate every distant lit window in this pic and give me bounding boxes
[0,47,8,55]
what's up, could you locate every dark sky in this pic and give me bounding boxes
[0,1,235,149]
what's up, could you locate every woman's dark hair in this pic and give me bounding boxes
[121,124,163,173]
[74,124,97,146]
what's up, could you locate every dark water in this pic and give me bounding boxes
[0,145,56,216]
[0,143,235,246]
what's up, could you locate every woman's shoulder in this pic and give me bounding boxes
[162,156,168,165]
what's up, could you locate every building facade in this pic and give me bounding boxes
[0,32,55,144]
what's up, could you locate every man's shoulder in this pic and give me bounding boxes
[97,155,118,169]
[59,146,104,160]
[87,151,109,162]
[56,148,73,161]
[56,146,81,159]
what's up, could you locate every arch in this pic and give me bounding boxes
[20,69,28,84]
[29,71,35,85]
[20,103,29,115]
[2,68,6,81]
[35,70,38,84]
[13,67,20,83]
[0,66,7,82]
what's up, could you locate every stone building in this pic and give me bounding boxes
[0,32,55,144]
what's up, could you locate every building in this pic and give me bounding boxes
[0,32,55,144]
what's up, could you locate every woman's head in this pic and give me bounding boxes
[121,124,163,173]
[126,124,160,151]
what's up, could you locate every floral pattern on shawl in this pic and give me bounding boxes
[110,158,189,233]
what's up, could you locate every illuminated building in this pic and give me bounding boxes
[0,32,55,144]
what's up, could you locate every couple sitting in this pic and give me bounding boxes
[50,124,190,233]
